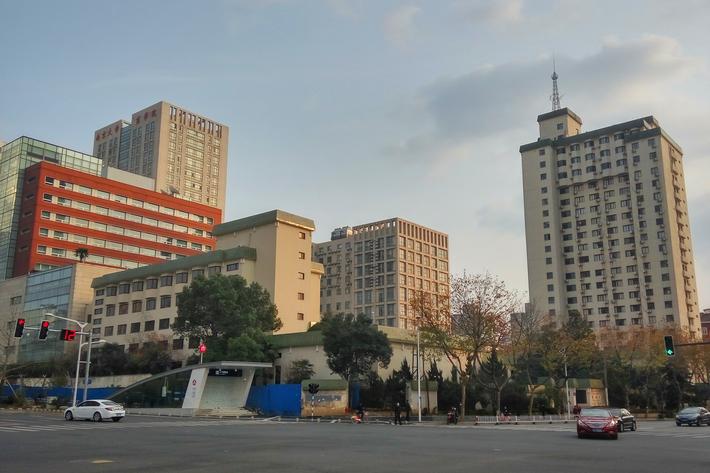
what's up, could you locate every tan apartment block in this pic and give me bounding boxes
[313,218,450,330]
[93,101,228,210]
[521,108,700,337]
[89,210,324,360]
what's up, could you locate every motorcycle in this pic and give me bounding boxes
[446,408,459,425]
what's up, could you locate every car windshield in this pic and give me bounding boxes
[580,408,610,417]
[102,401,120,406]
[679,408,700,414]
[607,408,621,416]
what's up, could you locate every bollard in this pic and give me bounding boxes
[515,415,518,425]
[549,415,552,424]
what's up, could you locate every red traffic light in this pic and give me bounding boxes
[199,344,207,353]
[60,329,77,341]
[14,319,26,338]
[38,320,50,340]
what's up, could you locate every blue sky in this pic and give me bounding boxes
[1,0,709,307]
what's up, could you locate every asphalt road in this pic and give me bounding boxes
[1,411,709,473]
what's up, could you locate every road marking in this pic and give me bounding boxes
[91,460,114,464]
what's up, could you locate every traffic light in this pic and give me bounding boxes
[14,319,25,338]
[60,329,77,341]
[664,335,675,357]
[308,383,319,395]
[38,321,50,340]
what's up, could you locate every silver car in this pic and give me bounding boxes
[64,399,126,422]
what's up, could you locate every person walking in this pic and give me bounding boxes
[405,401,411,423]
[394,402,402,425]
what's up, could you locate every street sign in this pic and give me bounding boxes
[208,368,243,377]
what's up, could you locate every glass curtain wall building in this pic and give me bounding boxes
[0,137,101,279]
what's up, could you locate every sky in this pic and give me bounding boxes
[1,0,709,308]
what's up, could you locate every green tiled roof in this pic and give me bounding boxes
[213,210,315,236]
[91,246,257,287]
[268,326,416,350]
[301,379,348,391]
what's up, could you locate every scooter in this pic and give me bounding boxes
[446,408,459,425]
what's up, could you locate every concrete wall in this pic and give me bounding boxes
[302,388,348,416]
[199,368,255,410]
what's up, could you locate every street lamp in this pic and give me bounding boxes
[82,339,106,402]
[559,348,571,420]
[45,313,88,407]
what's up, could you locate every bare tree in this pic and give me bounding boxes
[412,273,520,419]
[509,304,549,415]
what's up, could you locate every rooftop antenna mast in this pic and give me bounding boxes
[550,56,561,111]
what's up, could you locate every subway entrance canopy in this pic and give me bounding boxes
[110,361,271,416]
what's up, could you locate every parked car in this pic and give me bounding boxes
[675,407,710,427]
[607,408,637,432]
[577,407,618,439]
[64,399,126,422]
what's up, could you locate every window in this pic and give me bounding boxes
[297,313,305,321]
[104,326,113,337]
[106,305,115,317]
[146,298,156,311]
[160,295,171,308]
[297,292,305,300]
[119,303,129,315]
[132,281,144,292]
[176,272,188,284]
[226,263,239,271]
[118,283,130,294]
[298,232,306,240]
[297,272,305,280]
[159,318,170,330]
[132,300,142,313]
[147,278,158,289]
[208,266,221,276]
[117,324,127,335]
[172,339,184,350]
[130,322,140,333]
[144,320,155,332]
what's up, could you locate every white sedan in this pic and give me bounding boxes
[64,399,126,422]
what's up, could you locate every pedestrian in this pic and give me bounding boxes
[394,402,402,425]
[356,402,365,422]
[405,401,411,423]
[503,406,510,422]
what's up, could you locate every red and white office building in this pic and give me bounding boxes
[13,161,221,276]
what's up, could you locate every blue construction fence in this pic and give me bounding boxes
[245,384,361,417]
[1,385,120,402]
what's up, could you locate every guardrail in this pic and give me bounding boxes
[469,414,573,424]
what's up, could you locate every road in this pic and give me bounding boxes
[1,411,708,472]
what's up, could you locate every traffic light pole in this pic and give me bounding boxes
[82,339,106,402]
[46,313,88,407]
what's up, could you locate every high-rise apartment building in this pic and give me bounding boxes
[93,101,228,210]
[0,137,103,279]
[313,218,450,330]
[14,161,220,277]
[521,108,700,337]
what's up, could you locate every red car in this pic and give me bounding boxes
[577,408,618,439]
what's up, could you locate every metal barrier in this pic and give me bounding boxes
[472,414,572,425]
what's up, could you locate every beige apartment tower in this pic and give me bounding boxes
[313,218,450,330]
[521,108,700,337]
[93,101,228,210]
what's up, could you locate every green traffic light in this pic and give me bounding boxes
[666,349,674,356]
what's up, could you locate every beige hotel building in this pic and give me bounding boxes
[89,210,324,359]
[93,101,228,210]
[521,108,700,337]
[313,218,450,330]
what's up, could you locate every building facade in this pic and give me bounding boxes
[701,308,710,341]
[13,161,220,277]
[93,101,228,210]
[89,210,324,360]
[0,137,102,280]
[0,264,119,364]
[521,108,700,337]
[313,218,450,330]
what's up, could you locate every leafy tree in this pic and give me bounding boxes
[173,274,281,362]
[130,342,174,374]
[91,343,131,376]
[477,348,514,415]
[384,359,413,407]
[74,247,89,262]
[320,313,392,406]
[413,273,519,419]
[286,359,315,384]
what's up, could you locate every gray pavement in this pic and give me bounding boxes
[0,411,708,472]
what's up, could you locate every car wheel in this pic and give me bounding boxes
[64,411,73,421]
[112,418,121,422]
[93,412,103,422]
[577,433,584,439]
[631,421,637,431]
[696,419,702,427]
[676,422,681,427]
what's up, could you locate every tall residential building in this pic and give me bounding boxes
[13,161,220,277]
[521,108,700,337]
[89,210,324,360]
[93,101,229,210]
[0,137,102,279]
[313,218,450,330]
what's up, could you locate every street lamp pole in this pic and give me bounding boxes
[45,313,87,407]
[564,354,571,420]
[416,323,422,423]
[83,339,106,402]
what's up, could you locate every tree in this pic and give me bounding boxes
[413,273,519,419]
[90,343,131,376]
[130,341,174,374]
[320,313,392,407]
[286,359,315,384]
[478,348,514,415]
[74,247,89,262]
[509,304,548,415]
[173,274,281,362]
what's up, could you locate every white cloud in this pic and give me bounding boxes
[455,0,524,25]
[384,5,421,48]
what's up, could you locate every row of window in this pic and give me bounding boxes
[35,245,144,269]
[44,175,214,223]
[95,264,240,298]
[93,317,171,334]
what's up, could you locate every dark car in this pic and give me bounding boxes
[577,408,618,439]
[675,407,710,427]
[608,408,637,432]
